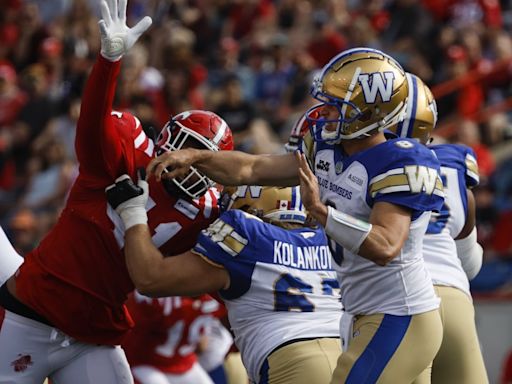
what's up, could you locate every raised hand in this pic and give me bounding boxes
[295,151,327,226]
[98,0,152,61]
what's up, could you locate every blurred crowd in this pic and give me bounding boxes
[1,0,512,293]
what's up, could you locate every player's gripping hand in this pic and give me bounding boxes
[106,169,148,230]
[98,0,152,62]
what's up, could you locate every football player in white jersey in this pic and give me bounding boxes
[390,73,488,384]
[106,181,342,384]
[146,47,445,383]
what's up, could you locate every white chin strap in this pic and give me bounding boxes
[321,125,343,144]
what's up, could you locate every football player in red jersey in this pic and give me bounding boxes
[0,1,232,383]
[123,293,231,384]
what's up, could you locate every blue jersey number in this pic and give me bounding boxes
[274,274,314,312]
[427,173,449,234]
[274,274,339,312]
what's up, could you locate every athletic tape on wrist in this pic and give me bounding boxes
[325,206,372,254]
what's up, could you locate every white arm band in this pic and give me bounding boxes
[325,206,372,254]
[455,227,483,280]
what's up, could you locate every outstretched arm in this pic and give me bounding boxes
[147,149,300,187]
[124,225,229,297]
[106,173,229,297]
[75,0,152,183]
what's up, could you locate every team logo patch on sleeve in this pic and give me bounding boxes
[206,219,248,257]
[370,166,444,197]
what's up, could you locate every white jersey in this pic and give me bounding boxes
[303,136,443,315]
[423,144,479,296]
[193,209,342,383]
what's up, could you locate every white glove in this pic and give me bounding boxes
[106,173,149,230]
[98,0,152,62]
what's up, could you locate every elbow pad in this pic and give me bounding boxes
[455,227,483,280]
[325,206,372,254]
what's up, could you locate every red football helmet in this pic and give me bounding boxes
[157,110,234,199]
[285,104,323,153]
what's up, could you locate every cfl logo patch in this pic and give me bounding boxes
[316,160,330,172]
[358,72,395,103]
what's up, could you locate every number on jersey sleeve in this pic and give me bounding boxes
[204,219,248,257]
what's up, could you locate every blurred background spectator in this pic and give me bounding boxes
[1,0,512,296]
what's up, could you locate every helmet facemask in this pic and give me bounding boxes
[157,120,218,200]
[308,77,363,144]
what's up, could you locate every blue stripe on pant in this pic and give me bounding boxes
[259,359,270,384]
[346,314,412,384]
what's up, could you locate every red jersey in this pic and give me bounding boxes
[14,55,220,345]
[122,292,226,373]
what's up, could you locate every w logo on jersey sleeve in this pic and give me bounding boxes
[370,166,444,197]
[404,166,439,194]
[358,72,395,103]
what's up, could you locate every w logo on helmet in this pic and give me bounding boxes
[358,72,395,103]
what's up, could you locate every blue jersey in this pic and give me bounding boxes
[193,209,341,382]
[303,135,443,315]
[423,144,480,295]
[427,144,479,237]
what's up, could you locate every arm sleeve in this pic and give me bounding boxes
[192,212,256,299]
[75,55,125,185]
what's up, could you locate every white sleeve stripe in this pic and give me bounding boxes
[203,190,213,218]
[369,167,404,184]
[467,170,479,183]
[466,153,477,163]
[134,130,146,148]
[371,185,410,197]
[372,184,444,199]
[433,189,445,198]
[230,231,248,245]
[144,139,154,157]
